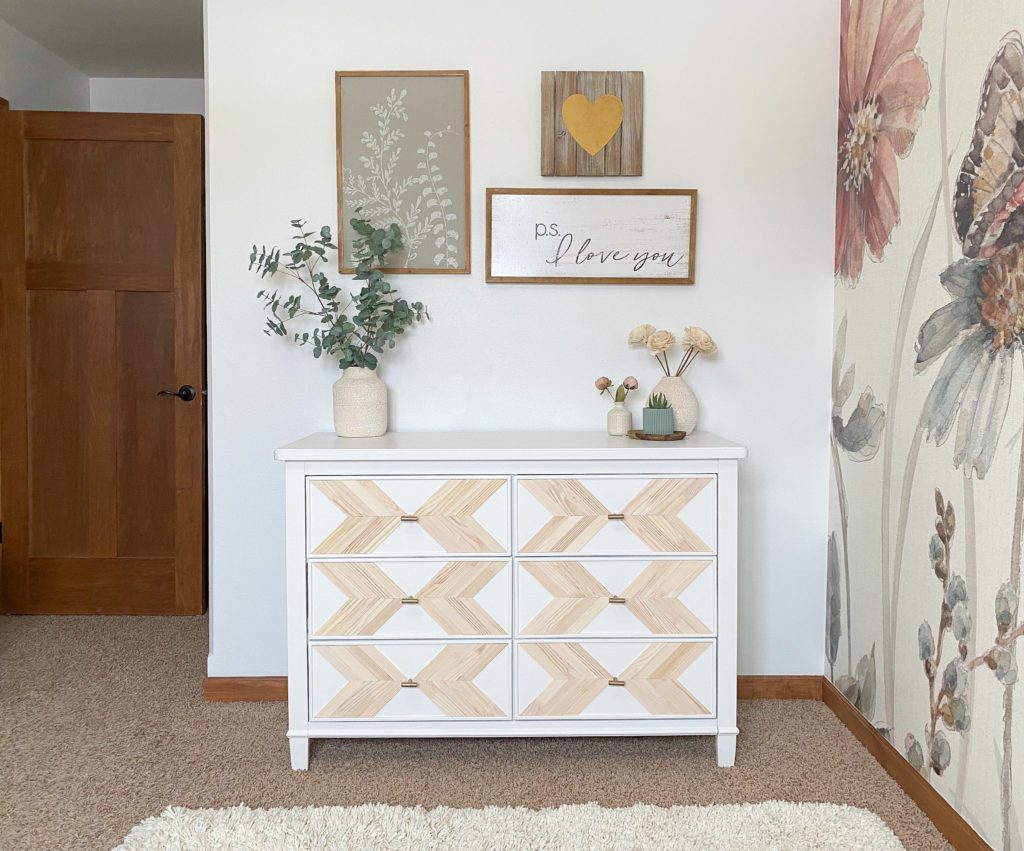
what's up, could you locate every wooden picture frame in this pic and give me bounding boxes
[486,188,697,285]
[335,70,471,275]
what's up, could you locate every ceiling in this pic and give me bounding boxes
[0,0,203,77]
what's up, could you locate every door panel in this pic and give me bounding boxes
[116,291,177,557]
[24,139,176,272]
[0,111,204,614]
[27,290,117,557]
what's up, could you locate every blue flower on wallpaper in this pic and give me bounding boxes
[914,249,1019,479]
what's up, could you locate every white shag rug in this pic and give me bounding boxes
[116,800,905,850]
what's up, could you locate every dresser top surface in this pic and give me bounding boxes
[275,431,747,462]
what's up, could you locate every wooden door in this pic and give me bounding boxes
[0,111,204,614]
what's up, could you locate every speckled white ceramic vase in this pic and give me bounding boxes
[607,402,632,436]
[652,375,699,434]
[333,367,387,437]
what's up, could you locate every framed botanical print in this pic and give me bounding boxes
[335,70,471,274]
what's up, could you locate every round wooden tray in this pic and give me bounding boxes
[627,429,688,442]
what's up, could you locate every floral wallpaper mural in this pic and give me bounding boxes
[831,1,1024,848]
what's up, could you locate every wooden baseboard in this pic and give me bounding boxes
[737,675,823,699]
[203,674,822,703]
[203,676,287,702]
[821,678,988,851]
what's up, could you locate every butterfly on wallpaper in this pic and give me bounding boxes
[954,33,1024,259]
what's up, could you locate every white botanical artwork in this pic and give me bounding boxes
[336,73,469,273]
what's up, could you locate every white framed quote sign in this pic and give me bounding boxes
[485,188,697,284]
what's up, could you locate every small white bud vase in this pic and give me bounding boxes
[607,402,631,436]
[652,375,699,433]
[333,367,387,437]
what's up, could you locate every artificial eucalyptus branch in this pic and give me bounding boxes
[249,217,426,371]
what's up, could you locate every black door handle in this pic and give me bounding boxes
[157,384,197,402]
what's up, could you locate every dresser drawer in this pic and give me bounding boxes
[308,477,510,556]
[517,558,715,637]
[516,476,715,555]
[516,640,715,719]
[309,560,510,638]
[310,641,511,721]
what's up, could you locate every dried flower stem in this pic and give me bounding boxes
[966,624,1024,670]
[922,531,953,777]
[675,347,700,377]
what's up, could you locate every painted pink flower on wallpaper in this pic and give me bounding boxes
[835,0,930,283]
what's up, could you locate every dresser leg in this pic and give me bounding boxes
[716,733,736,768]
[290,736,309,770]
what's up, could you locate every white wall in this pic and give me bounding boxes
[205,0,839,677]
[90,77,205,114]
[0,18,89,110]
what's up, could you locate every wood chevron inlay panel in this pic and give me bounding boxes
[521,560,712,635]
[417,561,505,635]
[620,642,711,715]
[313,561,506,636]
[520,643,610,716]
[519,477,712,553]
[519,641,712,717]
[521,561,609,634]
[416,644,505,717]
[316,644,404,718]
[311,478,506,554]
[314,643,507,719]
[314,562,404,636]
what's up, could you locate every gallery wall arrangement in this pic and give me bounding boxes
[830,1,1024,848]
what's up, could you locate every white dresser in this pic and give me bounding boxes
[275,431,746,770]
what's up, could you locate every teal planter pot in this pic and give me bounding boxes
[643,407,674,435]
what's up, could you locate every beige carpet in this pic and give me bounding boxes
[0,616,950,851]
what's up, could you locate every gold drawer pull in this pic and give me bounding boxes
[400,596,420,605]
[607,513,625,521]
[400,679,419,688]
[608,595,627,604]
[400,514,419,522]
[608,677,626,687]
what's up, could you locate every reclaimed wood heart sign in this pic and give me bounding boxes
[541,71,643,176]
[561,94,624,155]
[486,189,697,285]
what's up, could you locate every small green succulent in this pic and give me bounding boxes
[646,393,672,410]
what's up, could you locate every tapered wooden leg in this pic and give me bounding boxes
[716,732,736,767]
[290,736,309,770]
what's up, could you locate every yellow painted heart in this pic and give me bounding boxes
[561,94,625,156]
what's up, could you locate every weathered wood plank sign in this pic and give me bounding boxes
[541,71,643,176]
[486,189,697,285]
